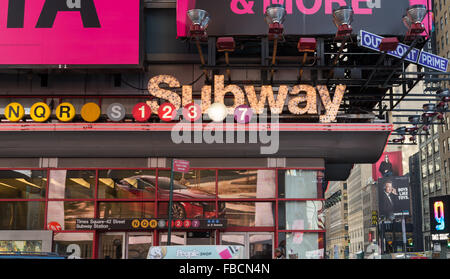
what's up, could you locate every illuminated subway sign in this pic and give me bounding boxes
[2,75,345,123]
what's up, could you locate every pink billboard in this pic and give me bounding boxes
[0,0,140,65]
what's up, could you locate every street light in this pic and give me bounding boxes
[333,6,354,40]
[404,5,427,41]
[187,9,210,39]
[265,4,287,81]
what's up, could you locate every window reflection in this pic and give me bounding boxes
[249,234,273,259]
[98,170,156,199]
[0,201,45,230]
[98,202,155,219]
[278,233,323,259]
[220,202,274,227]
[218,170,275,199]
[158,170,216,199]
[278,201,325,230]
[158,202,218,219]
[53,233,93,259]
[278,170,319,199]
[0,170,47,199]
[0,241,42,253]
[49,170,95,199]
[47,201,94,231]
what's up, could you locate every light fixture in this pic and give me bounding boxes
[408,115,421,125]
[406,5,427,35]
[404,5,427,41]
[217,37,236,82]
[422,103,437,117]
[265,4,286,40]
[297,38,317,52]
[187,9,210,39]
[187,9,211,82]
[409,136,417,144]
[378,37,399,52]
[437,89,450,102]
[207,102,228,122]
[333,6,354,40]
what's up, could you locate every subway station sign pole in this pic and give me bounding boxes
[167,159,190,245]
[167,159,175,246]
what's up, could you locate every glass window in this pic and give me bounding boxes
[158,202,218,219]
[427,144,432,157]
[429,179,435,193]
[127,233,153,259]
[249,233,273,259]
[423,180,429,195]
[219,202,274,227]
[435,158,441,172]
[445,160,448,174]
[53,233,93,259]
[278,233,323,259]
[428,160,434,175]
[158,169,216,199]
[0,170,47,199]
[278,170,320,199]
[97,170,156,199]
[221,234,245,247]
[218,170,275,199]
[48,170,95,199]
[278,201,325,230]
[434,138,439,153]
[159,233,186,246]
[421,147,426,161]
[0,201,45,230]
[47,201,95,230]
[436,179,442,191]
[98,202,155,219]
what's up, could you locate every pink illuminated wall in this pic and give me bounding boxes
[0,0,140,65]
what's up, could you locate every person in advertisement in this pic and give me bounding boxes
[379,180,399,220]
[378,154,394,178]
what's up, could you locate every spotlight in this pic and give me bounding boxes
[187,9,210,39]
[297,38,317,52]
[408,115,421,125]
[333,6,354,40]
[404,5,427,41]
[216,37,235,52]
[437,89,450,102]
[406,5,427,34]
[378,37,399,52]
[393,136,405,143]
[395,126,407,135]
[422,103,437,117]
[265,4,286,40]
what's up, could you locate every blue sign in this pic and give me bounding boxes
[418,51,449,72]
[359,30,419,64]
[359,30,449,73]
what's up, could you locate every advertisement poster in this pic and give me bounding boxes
[177,0,432,37]
[0,0,140,65]
[372,151,403,182]
[377,176,411,220]
[147,245,245,259]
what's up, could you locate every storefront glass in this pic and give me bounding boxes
[49,170,95,199]
[98,202,155,219]
[218,170,276,199]
[0,240,42,252]
[0,170,47,199]
[220,202,275,227]
[278,201,325,230]
[0,201,45,230]
[47,201,95,230]
[278,170,319,199]
[0,168,324,259]
[158,170,216,199]
[278,232,324,259]
[98,170,156,199]
[53,232,93,259]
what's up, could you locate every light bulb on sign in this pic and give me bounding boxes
[208,102,228,122]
